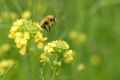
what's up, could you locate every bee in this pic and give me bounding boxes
[40,15,56,32]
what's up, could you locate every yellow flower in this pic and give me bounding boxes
[15,38,27,48]
[69,31,87,44]
[0,60,15,75]
[57,40,69,49]
[19,46,27,55]
[11,32,30,55]
[24,32,30,40]
[0,60,15,68]
[69,31,78,39]
[34,32,47,42]
[14,32,30,49]
[34,22,43,31]
[40,53,49,63]
[0,43,11,55]
[64,50,75,63]
[9,18,47,56]
[22,11,31,19]
[8,31,16,39]
[34,31,47,48]
[13,19,24,26]
[47,42,57,48]
[43,40,70,54]
[15,32,23,38]
[52,40,69,49]
[8,26,20,39]
[15,33,26,48]
[77,64,86,71]
[44,46,54,53]
[10,26,19,32]
[37,42,44,48]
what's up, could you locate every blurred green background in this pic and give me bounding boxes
[0,0,120,80]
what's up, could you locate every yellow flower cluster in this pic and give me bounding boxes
[15,32,30,55]
[8,19,30,55]
[40,40,75,64]
[8,19,24,39]
[8,18,47,55]
[0,60,15,75]
[44,40,69,53]
[34,31,47,48]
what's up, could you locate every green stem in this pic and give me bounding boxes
[26,54,33,80]
[51,66,60,80]
[21,49,33,80]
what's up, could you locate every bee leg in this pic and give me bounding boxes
[48,26,51,32]
[44,25,49,32]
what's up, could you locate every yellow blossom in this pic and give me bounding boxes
[64,50,75,63]
[13,19,24,26]
[57,40,70,49]
[47,42,57,48]
[77,64,86,71]
[37,42,44,48]
[69,31,78,39]
[69,31,87,44]
[0,43,11,55]
[34,31,47,48]
[8,26,20,39]
[40,53,49,63]
[19,46,27,55]
[15,38,27,48]
[22,11,31,19]
[10,26,19,32]
[0,60,15,75]
[44,46,55,53]
[24,32,30,40]
[44,40,69,53]
[15,32,23,38]
[9,18,46,56]
[34,32,47,42]
[14,32,30,49]
[52,40,69,49]
[8,31,16,39]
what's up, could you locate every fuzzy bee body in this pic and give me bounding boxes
[40,15,56,32]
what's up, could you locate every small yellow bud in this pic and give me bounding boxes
[37,42,44,48]
[40,53,49,63]
[0,60,15,75]
[64,50,75,63]
[77,64,86,71]
[22,11,31,19]
[24,32,30,40]
[19,46,27,55]
[13,19,24,26]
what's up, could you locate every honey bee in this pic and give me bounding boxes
[40,15,56,32]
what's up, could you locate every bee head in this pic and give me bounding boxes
[47,15,56,22]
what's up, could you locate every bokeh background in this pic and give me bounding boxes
[0,0,120,80]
